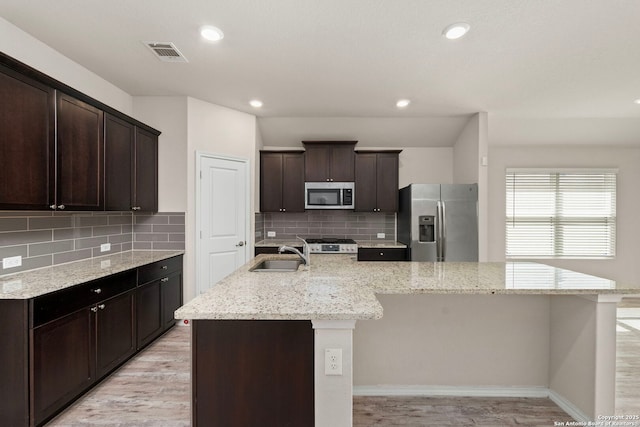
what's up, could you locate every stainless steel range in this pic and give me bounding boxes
[305,238,358,254]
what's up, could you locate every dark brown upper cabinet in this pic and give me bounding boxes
[105,115,158,212]
[134,127,159,212]
[56,93,105,211]
[0,65,55,210]
[260,151,305,213]
[0,52,160,212]
[302,141,356,182]
[355,151,401,212]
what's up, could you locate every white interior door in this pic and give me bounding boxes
[197,154,248,295]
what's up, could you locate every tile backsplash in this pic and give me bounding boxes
[258,211,395,241]
[0,211,185,275]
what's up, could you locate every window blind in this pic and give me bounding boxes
[505,169,616,259]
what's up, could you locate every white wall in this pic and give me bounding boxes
[354,294,550,387]
[185,97,257,300]
[453,114,479,184]
[0,17,132,115]
[132,97,188,212]
[398,148,453,187]
[488,145,640,285]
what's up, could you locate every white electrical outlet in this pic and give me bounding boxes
[377,233,386,239]
[100,243,111,252]
[324,348,343,376]
[267,231,276,238]
[2,255,22,269]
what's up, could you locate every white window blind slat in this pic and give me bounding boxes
[505,170,616,259]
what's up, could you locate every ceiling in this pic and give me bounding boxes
[1,0,639,146]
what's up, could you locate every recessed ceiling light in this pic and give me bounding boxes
[442,22,470,40]
[249,99,263,108]
[396,99,410,108]
[634,98,640,105]
[200,25,224,42]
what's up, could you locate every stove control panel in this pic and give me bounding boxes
[308,243,358,254]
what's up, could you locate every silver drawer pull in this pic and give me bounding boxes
[98,304,105,310]
[161,277,169,282]
[92,288,102,294]
[90,306,98,313]
[161,265,168,270]
[380,252,384,256]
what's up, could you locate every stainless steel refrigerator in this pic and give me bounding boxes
[398,184,478,261]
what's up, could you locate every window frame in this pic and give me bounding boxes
[505,168,617,260]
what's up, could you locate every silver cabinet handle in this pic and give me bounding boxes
[92,288,102,294]
[98,304,105,310]
[50,204,56,210]
[132,206,141,211]
[90,306,98,313]
[161,265,168,270]
[380,252,384,256]
[161,277,169,282]
[57,204,65,210]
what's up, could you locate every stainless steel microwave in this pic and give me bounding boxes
[304,182,355,209]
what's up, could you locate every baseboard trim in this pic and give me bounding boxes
[548,389,590,423]
[353,385,590,422]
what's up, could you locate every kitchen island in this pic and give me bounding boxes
[175,254,639,426]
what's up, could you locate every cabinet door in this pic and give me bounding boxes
[56,93,104,210]
[32,308,94,426]
[303,145,329,182]
[330,144,355,181]
[105,114,134,211]
[137,280,163,349]
[281,153,305,212]
[0,66,55,210]
[161,271,183,331]
[96,291,136,378]
[259,152,284,212]
[354,153,377,212]
[376,153,399,212]
[134,127,158,212]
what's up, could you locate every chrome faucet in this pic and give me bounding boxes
[278,237,310,266]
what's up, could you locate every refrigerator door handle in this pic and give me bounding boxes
[436,200,443,261]
[441,200,446,261]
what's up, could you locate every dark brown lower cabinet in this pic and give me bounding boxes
[137,269,183,349]
[136,279,162,349]
[32,289,136,426]
[32,308,95,426]
[0,256,182,427]
[192,320,314,427]
[96,291,136,378]
[357,247,408,261]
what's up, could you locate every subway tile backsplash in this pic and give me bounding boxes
[0,211,185,275]
[259,211,395,241]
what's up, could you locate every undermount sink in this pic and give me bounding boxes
[250,259,302,272]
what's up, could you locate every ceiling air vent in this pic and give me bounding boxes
[143,42,188,63]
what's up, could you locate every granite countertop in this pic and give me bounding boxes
[175,254,640,321]
[254,239,406,248]
[0,250,184,300]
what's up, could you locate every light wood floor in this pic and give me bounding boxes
[47,300,640,426]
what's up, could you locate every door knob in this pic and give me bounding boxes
[236,241,245,247]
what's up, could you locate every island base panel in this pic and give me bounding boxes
[192,320,314,427]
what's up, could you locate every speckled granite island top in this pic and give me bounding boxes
[0,250,184,299]
[175,254,640,321]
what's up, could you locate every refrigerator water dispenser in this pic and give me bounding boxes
[418,215,435,242]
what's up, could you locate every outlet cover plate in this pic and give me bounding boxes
[377,233,386,239]
[2,255,22,269]
[267,231,276,237]
[324,348,343,376]
[100,243,111,252]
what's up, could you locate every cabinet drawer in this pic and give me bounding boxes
[137,255,183,284]
[357,248,407,261]
[32,270,136,327]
